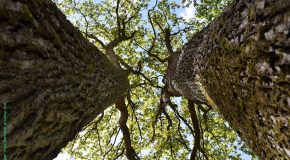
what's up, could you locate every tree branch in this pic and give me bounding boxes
[133,39,168,63]
[127,93,143,140]
[115,97,140,160]
[164,28,174,55]
[188,100,201,160]
[104,127,121,159]
[169,103,194,135]
[144,0,170,63]
[82,32,106,49]
[116,0,121,37]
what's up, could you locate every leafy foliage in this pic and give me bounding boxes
[53,0,257,159]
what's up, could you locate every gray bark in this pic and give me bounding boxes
[0,0,129,159]
[167,0,290,159]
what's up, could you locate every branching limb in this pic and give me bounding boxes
[133,40,168,63]
[169,104,194,135]
[82,32,106,49]
[197,107,209,160]
[142,0,170,63]
[127,93,143,140]
[164,28,174,55]
[152,85,171,140]
[116,0,121,37]
[91,112,104,129]
[169,131,176,159]
[115,97,140,160]
[104,127,121,159]
[71,0,89,34]
[147,0,158,53]
[151,12,174,56]
[188,100,201,160]
[113,146,125,160]
[171,25,195,36]
[163,109,173,130]
[95,126,103,155]
[167,101,191,151]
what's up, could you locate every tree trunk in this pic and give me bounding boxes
[0,0,129,159]
[167,0,290,159]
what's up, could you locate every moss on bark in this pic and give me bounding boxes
[168,0,290,158]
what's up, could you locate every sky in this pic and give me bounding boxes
[179,2,195,21]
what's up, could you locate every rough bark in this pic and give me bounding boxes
[167,0,290,159]
[0,0,129,159]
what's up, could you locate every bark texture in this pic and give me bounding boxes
[0,0,129,159]
[167,0,290,158]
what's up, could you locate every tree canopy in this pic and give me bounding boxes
[52,0,258,159]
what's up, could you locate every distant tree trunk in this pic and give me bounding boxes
[0,0,129,160]
[167,0,290,159]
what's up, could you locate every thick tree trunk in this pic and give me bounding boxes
[0,0,129,159]
[168,0,290,159]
